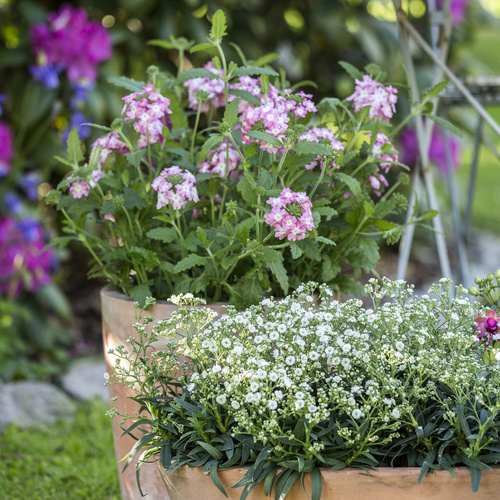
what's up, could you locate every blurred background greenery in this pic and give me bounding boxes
[0,0,499,383]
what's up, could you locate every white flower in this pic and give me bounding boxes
[212,365,221,373]
[395,341,405,352]
[295,400,305,410]
[274,390,284,400]
[231,400,240,410]
[221,338,231,348]
[245,393,255,403]
[309,351,319,360]
[232,346,243,355]
[202,340,211,348]
[270,332,280,341]
[294,368,303,376]
[268,400,278,410]
[325,346,334,355]
[216,395,226,404]
[250,381,260,392]
[269,371,280,382]
[308,404,318,413]
[278,324,287,333]
[255,335,264,344]
[295,391,305,400]
[392,408,401,419]
[352,409,362,419]
[257,369,267,379]
[342,343,352,354]
[285,356,296,366]
[187,383,195,392]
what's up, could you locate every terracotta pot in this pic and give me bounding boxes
[157,462,500,500]
[101,287,227,500]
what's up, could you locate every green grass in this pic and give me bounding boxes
[0,398,121,500]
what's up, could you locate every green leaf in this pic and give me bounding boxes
[124,149,146,167]
[424,113,463,137]
[177,68,220,83]
[417,448,436,485]
[470,467,482,494]
[209,463,228,497]
[295,141,331,157]
[422,80,449,101]
[223,98,240,127]
[129,284,152,308]
[196,441,223,460]
[313,206,337,217]
[66,129,84,166]
[338,61,363,80]
[266,260,289,295]
[246,130,282,148]
[237,173,257,205]
[232,66,279,77]
[311,467,322,500]
[336,172,361,198]
[107,76,145,92]
[209,10,227,42]
[123,187,148,210]
[289,242,303,259]
[363,201,374,218]
[316,236,336,246]
[146,227,177,243]
[174,254,208,273]
[228,88,261,106]
[202,134,224,155]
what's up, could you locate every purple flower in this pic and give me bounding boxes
[29,62,62,89]
[399,127,461,176]
[435,0,469,27]
[20,172,42,201]
[4,192,22,215]
[0,217,54,298]
[0,94,6,116]
[30,4,112,84]
[0,121,13,177]
[475,310,500,345]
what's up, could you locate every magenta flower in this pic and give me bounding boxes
[265,188,315,241]
[300,127,344,172]
[435,0,469,27]
[30,4,111,84]
[475,310,500,345]
[0,120,13,177]
[199,143,241,178]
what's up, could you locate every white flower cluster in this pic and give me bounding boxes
[176,278,500,457]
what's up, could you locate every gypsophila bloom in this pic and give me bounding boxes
[346,75,398,121]
[152,166,199,210]
[264,188,315,241]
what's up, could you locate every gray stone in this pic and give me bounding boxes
[61,357,109,401]
[0,381,75,432]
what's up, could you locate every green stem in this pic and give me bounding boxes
[190,105,202,159]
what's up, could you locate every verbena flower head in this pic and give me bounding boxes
[346,74,398,121]
[30,4,112,85]
[152,166,199,210]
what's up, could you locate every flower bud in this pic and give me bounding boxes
[495,269,500,280]
[488,274,494,282]
[468,286,480,297]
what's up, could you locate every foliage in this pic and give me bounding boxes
[0,398,120,500]
[108,277,500,498]
[48,10,439,309]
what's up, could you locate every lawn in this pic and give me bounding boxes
[0,398,121,500]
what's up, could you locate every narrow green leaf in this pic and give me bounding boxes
[266,260,289,295]
[338,61,363,80]
[311,467,323,500]
[228,88,261,106]
[424,113,463,137]
[223,98,240,127]
[209,463,228,497]
[210,10,227,42]
[246,130,282,147]
[295,141,331,157]
[232,66,279,77]
[422,80,449,101]
[190,43,215,54]
[177,68,220,83]
[316,235,336,246]
[470,467,482,494]
[202,134,224,155]
[107,75,145,92]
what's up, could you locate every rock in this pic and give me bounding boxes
[61,357,109,401]
[0,381,75,432]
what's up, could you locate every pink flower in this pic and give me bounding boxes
[199,143,241,178]
[300,127,344,172]
[0,121,13,177]
[346,75,398,121]
[475,310,500,345]
[152,166,198,210]
[265,189,315,242]
[69,179,90,199]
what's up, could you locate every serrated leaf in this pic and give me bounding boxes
[174,254,209,273]
[125,149,146,167]
[107,76,145,92]
[316,236,336,246]
[202,134,224,155]
[422,80,449,101]
[177,68,220,83]
[66,129,84,166]
[129,284,152,308]
[266,260,289,295]
[190,43,215,54]
[196,226,209,247]
[338,61,363,80]
[223,98,240,127]
[295,141,331,157]
[314,206,337,217]
[420,209,438,221]
[246,130,282,148]
[232,66,279,77]
[123,187,148,210]
[289,242,303,259]
[209,10,228,42]
[228,88,261,106]
[424,113,463,137]
[336,172,361,198]
[146,227,177,243]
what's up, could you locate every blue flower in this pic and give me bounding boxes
[29,63,62,90]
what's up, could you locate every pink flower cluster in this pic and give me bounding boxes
[199,143,241,178]
[122,84,172,148]
[264,188,315,241]
[346,75,398,121]
[0,121,13,177]
[0,217,54,298]
[369,132,398,195]
[30,4,111,84]
[300,127,344,171]
[151,166,199,210]
[184,62,226,112]
[241,92,317,153]
[229,76,280,113]
[475,310,500,345]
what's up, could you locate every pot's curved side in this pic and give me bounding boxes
[157,463,500,500]
[101,287,227,500]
